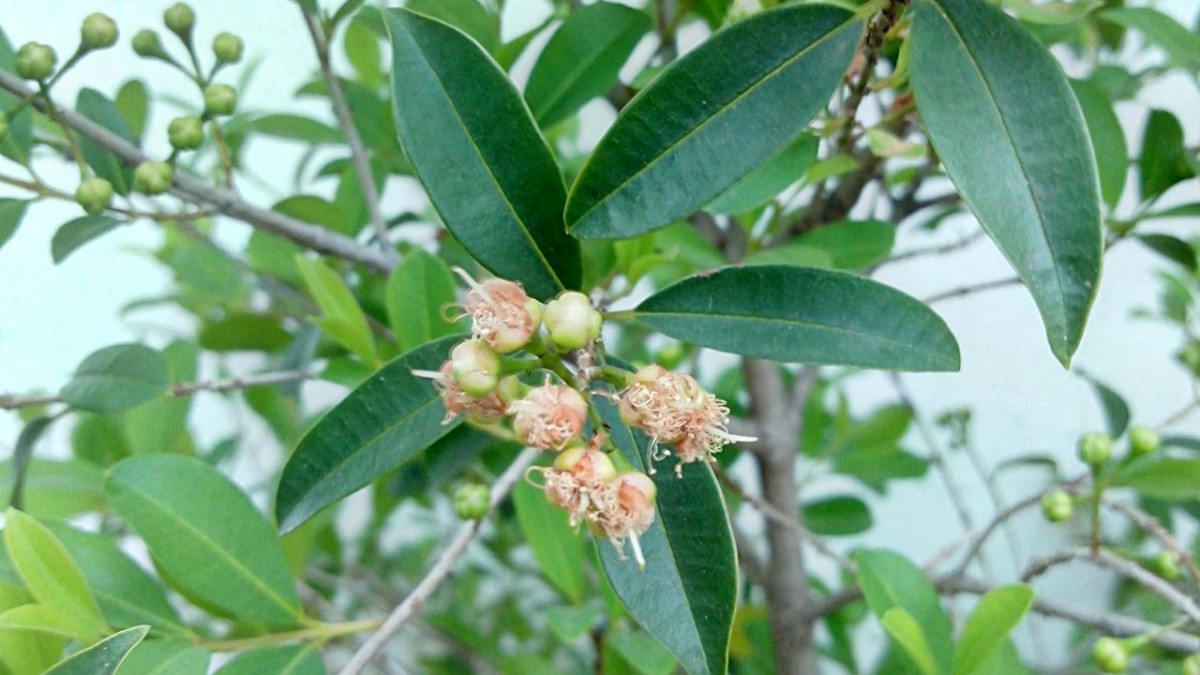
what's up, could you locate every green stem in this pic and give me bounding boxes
[601,310,636,323]
[45,47,87,89]
[598,365,633,388]
[1089,468,1105,555]
[38,81,88,179]
[200,619,380,652]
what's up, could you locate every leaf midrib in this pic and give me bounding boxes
[568,12,858,229]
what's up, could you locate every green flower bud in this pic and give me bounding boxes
[1183,654,1200,675]
[495,375,527,406]
[80,13,119,50]
[163,3,196,38]
[1154,550,1181,581]
[1077,432,1113,467]
[1092,637,1129,673]
[453,483,490,521]
[132,30,164,58]
[0,111,8,142]
[212,32,243,64]
[75,177,113,215]
[167,115,204,150]
[1128,425,1160,456]
[15,42,56,81]
[1040,490,1073,523]
[203,84,237,117]
[543,291,602,351]
[132,161,173,195]
[450,339,501,397]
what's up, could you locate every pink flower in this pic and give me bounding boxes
[507,382,588,451]
[592,472,657,567]
[456,270,541,354]
[538,443,616,527]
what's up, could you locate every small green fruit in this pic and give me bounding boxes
[1040,490,1073,523]
[163,3,196,38]
[1153,550,1181,581]
[1128,425,1160,456]
[168,115,204,150]
[1092,637,1129,673]
[1077,432,1113,466]
[132,30,164,58]
[15,42,56,81]
[80,13,119,50]
[132,161,173,195]
[212,32,243,64]
[453,483,490,521]
[75,178,113,215]
[450,339,501,397]
[543,291,602,351]
[203,84,237,117]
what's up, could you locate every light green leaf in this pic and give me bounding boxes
[854,549,953,675]
[59,344,170,413]
[626,266,960,371]
[115,639,209,675]
[545,605,603,643]
[608,631,678,675]
[75,89,135,195]
[273,195,349,236]
[213,644,324,675]
[198,314,292,353]
[114,80,149,143]
[801,496,872,536]
[1113,458,1200,501]
[512,480,585,603]
[386,7,581,300]
[1102,8,1200,73]
[44,625,148,675]
[866,128,925,159]
[792,219,895,270]
[567,5,861,239]
[1069,79,1127,209]
[405,0,498,52]
[385,250,460,353]
[706,135,819,215]
[0,199,29,251]
[3,509,105,635]
[123,340,196,457]
[0,459,104,520]
[0,604,103,643]
[1002,0,1102,25]
[105,456,304,624]
[344,18,383,88]
[294,255,379,368]
[909,0,1102,365]
[276,335,464,533]
[51,216,123,264]
[740,243,833,269]
[953,584,1033,675]
[881,608,939,675]
[244,114,342,144]
[525,2,651,128]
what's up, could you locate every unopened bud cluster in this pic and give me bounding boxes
[417,272,755,566]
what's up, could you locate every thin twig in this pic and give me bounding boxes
[1104,499,1200,588]
[1,370,316,411]
[923,277,1021,305]
[339,447,541,675]
[873,229,986,269]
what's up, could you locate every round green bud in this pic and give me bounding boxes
[450,339,501,397]
[1154,550,1181,581]
[80,13,119,50]
[132,29,164,58]
[1183,654,1200,675]
[1040,490,1073,523]
[1077,432,1113,467]
[212,32,243,64]
[163,3,196,38]
[1128,425,1160,456]
[1092,637,1129,673]
[167,115,204,150]
[203,84,237,117]
[452,483,490,521]
[543,291,603,351]
[0,111,8,142]
[75,177,113,215]
[15,42,57,81]
[132,161,173,195]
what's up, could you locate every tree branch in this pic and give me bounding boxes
[923,276,1021,305]
[1104,499,1200,587]
[1,370,316,411]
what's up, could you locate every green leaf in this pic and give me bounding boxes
[792,219,895,270]
[512,480,586,603]
[385,250,460,353]
[5,416,54,513]
[75,89,135,195]
[198,314,293,353]
[853,549,953,675]
[114,80,149,143]
[1138,109,1197,201]
[294,255,379,367]
[627,266,960,371]
[1076,370,1130,438]
[3,509,105,634]
[974,640,1029,675]
[386,8,581,300]
[740,243,833,269]
[880,608,939,675]
[566,5,861,239]
[524,2,651,128]
[213,644,323,675]
[405,0,498,52]
[115,639,209,675]
[953,584,1033,675]
[545,605,603,643]
[123,341,196,457]
[276,335,464,532]
[1102,8,1200,73]
[1113,458,1200,501]
[0,603,101,643]
[51,216,123,264]
[244,114,342,144]
[1138,234,1198,272]
[1069,79,1127,209]
[801,496,872,536]
[0,29,33,165]
[1144,203,1200,221]
[344,18,383,88]
[1002,0,1102,25]
[706,135,819,215]
[273,195,349,236]
[105,455,303,624]
[594,395,737,675]
[909,0,1102,365]
[45,523,187,637]
[608,631,678,675]
[44,626,148,675]
[59,344,170,413]
[0,199,29,251]
[0,459,104,519]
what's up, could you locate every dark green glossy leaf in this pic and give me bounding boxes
[853,549,953,675]
[1138,234,1198,272]
[1138,109,1197,201]
[801,495,872,536]
[385,249,460,353]
[115,639,209,675]
[1113,458,1200,500]
[706,135,819,215]
[213,644,323,675]
[44,626,148,675]
[953,584,1033,675]
[1076,370,1130,438]
[513,480,586,603]
[51,216,123,264]
[106,455,304,624]
[386,8,580,300]
[59,344,170,413]
[595,396,737,675]
[627,266,960,371]
[910,0,1102,365]
[0,199,29,251]
[1069,79,1126,209]
[525,3,651,128]
[198,314,292,352]
[566,5,861,239]
[693,0,733,29]
[75,89,135,195]
[276,335,464,532]
[405,0,498,52]
[5,416,53,512]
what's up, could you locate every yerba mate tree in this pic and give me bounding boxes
[0,0,1198,673]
